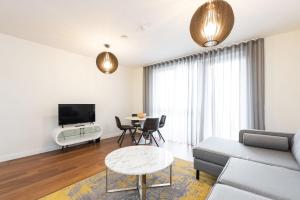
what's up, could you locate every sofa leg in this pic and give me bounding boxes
[196,170,200,180]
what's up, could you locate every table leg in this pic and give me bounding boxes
[147,165,172,188]
[106,166,172,199]
[106,168,137,193]
[138,175,146,200]
[170,164,172,185]
[105,167,108,192]
[136,175,139,189]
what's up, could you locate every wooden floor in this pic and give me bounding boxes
[0,134,193,200]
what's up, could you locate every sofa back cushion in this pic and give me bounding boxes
[243,133,289,151]
[292,132,300,165]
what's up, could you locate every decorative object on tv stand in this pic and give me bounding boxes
[137,112,146,118]
[190,0,234,47]
[96,44,118,74]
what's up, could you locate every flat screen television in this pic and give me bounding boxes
[58,104,95,125]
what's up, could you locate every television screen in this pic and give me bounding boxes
[58,104,95,125]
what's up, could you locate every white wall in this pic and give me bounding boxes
[265,29,300,133]
[0,33,138,162]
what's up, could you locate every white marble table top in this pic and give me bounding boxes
[105,146,174,176]
[125,116,160,121]
[125,116,147,121]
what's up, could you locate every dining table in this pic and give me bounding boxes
[125,116,147,129]
[125,115,160,145]
[125,116,147,121]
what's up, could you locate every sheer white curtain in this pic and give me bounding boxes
[144,39,264,145]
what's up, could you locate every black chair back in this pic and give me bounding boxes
[131,113,139,126]
[142,118,159,132]
[159,115,166,128]
[115,116,122,130]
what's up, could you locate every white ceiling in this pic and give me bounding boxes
[0,0,300,67]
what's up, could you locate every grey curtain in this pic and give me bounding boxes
[143,39,265,144]
[245,39,265,130]
[143,67,150,114]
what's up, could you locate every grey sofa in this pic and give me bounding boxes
[193,129,300,200]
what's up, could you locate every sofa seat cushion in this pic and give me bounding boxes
[218,158,300,200]
[193,137,244,166]
[242,144,300,171]
[207,184,272,200]
[193,137,300,171]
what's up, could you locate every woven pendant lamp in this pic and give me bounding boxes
[190,0,234,47]
[96,44,118,74]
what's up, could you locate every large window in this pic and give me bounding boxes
[144,39,264,145]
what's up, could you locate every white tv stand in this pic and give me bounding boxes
[53,123,103,149]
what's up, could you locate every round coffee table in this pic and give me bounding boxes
[105,146,174,200]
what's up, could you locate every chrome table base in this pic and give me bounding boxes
[106,165,172,200]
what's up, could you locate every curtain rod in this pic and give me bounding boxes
[143,37,262,67]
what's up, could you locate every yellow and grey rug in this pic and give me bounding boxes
[41,158,215,200]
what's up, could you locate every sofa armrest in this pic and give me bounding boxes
[239,129,295,148]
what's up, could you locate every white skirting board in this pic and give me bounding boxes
[0,132,121,163]
[0,145,60,163]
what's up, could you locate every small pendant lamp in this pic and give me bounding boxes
[190,0,234,47]
[96,44,118,74]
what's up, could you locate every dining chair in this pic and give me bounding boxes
[115,116,136,147]
[157,115,166,142]
[136,118,160,147]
